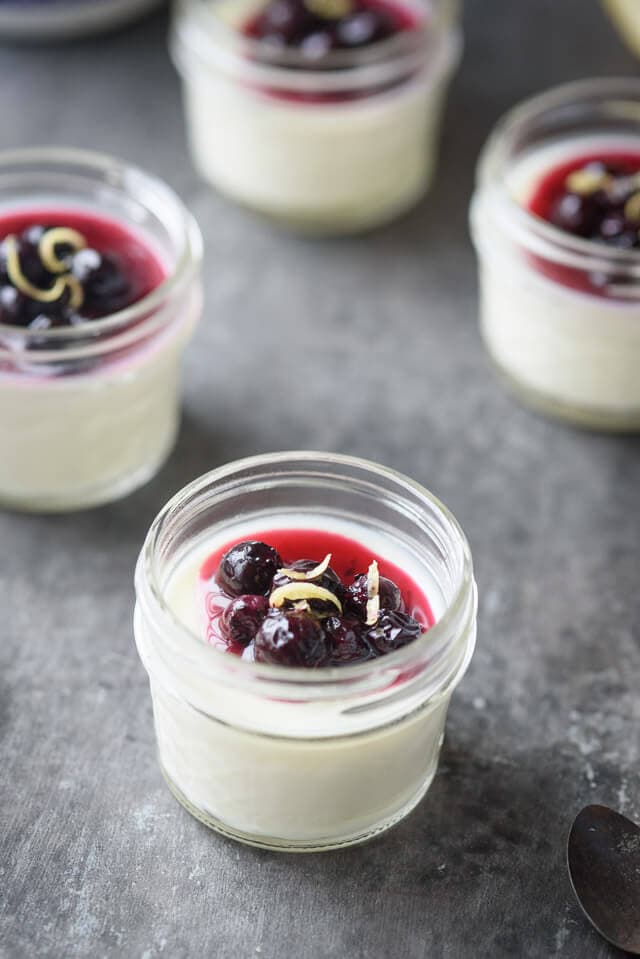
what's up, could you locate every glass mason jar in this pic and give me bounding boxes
[134,451,477,852]
[171,0,461,234]
[470,78,640,431]
[0,149,203,512]
[0,0,164,40]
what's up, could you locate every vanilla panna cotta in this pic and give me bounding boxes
[0,150,202,512]
[171,0,460,233]
[134,453,477,851]
[471,79,640,430]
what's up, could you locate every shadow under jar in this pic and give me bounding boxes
[471,78,640,431]
[0,149,202,513]
[134,451,477,852]
[171,0,460,234]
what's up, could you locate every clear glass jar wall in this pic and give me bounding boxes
[134,452,477,852]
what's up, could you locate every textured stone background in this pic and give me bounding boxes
[1,2,639,957]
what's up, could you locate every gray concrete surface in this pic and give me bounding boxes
[1,2,639,956]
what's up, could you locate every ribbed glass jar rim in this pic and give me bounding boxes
[474,77,640,288]
[135,451,477,709]
[0,147,202,366]
[171,0,459,96]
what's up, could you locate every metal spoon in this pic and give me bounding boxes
[567,804,640,955]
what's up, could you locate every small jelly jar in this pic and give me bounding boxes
[171,0,461,233]
[470,77,640,430]
[134,451,477,852]
[0,148,202,512]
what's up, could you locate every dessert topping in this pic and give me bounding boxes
[365,559,380,626]
[279,552,332,581]
[209,539,424,667]
[269,580,343,613]
[544,161,640,249]
[215,541,282,596]
[245,0,404,56]
[4,232,84,310]
[0,222,138,329]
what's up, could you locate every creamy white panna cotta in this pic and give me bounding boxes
[471,80,640,430]
[171,0,460,233]
[0,298,199,511]
[134,454,477,851]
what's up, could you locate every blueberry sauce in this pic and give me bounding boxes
[0,208,165,331]
[242,0,422,104]
[527,152,640,296]
[244,0,415,54]
[201,528,434,667]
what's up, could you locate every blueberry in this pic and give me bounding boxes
[325,616,372,664]
[250,0,400,53]
[256,0,310,43]
[15,226,55,289]
[300,29,335,58]
[365,609,422,656]
[216,541,282,597]
[254,609,330,666]
[220,595,269,646]
[346,572,404,618]
[335,9,394,47]
[71,248,131,316]
[550,193,599,237]
[0,285,29,326]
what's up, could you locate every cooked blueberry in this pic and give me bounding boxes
[550,193,599,237]
[607,227,638,249]
[254,0,310,42]
[325,615,372,664]
[335,9,394,46]
[216,541,282,597]
[220,595,269,646]
[71,248,131,315]
[254,609,330,666]
[15,226,55,288]
[300,29,335,58]
[346,572,404,617]
[599,211,628,239]
[21,224,49,246]
[0,285,29,326]
[365,609,422,655]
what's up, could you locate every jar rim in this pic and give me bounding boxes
[171,0,458,94]
[136,450,476,692]
[0,146,203,359]
[475,76,640,275]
